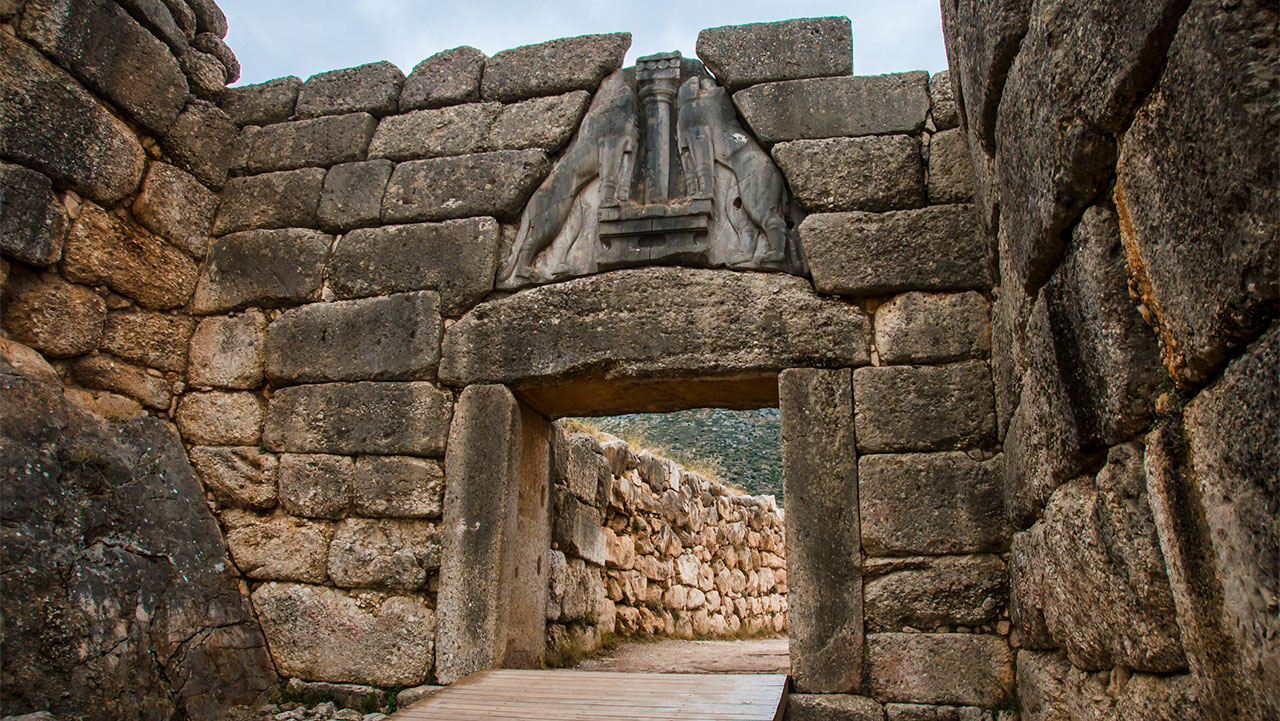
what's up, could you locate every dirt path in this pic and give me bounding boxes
[575,637,789,674]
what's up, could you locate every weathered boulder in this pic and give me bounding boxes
[440,268,869,416]
[1,269,105,358]
[327,518,440,590]
[928,70,960,131]
[381,149,548,223]
[400,46,486,112]
[175,391,265,446]
[295,61,404,119]
[0,163,67,267]
[696,17,852,92]
[868,633,1014,708]
[161,99,237,190]
[0,366,276,720]
[68,353,170,409]
[352,456,445,519]
[553,428,611,507]
[733,73,930,144]
[553,489,607,566]
[180,48,227,101]
[1017,650,1204,721]
[277,453,353,519]
[187,445,277,511]
[131,162,218,259]
[480,33,631,102]
[263,382,452,456]
[220,509,331,583]
[252,582,433,686]
[939,0,1028,149]
[99,310,194,373]
[874,291,990,365]
[187,311,268,389]
[0,34,145,205]
[62,201,197,310]
[220,76,301,127]
[264,292,442,385]
[243,112,377,173]
[772,135,926,213]
[192,229,331,314]
[853,362,996,453]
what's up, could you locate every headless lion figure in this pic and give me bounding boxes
[498,74,639,286]
[676,75,790,264]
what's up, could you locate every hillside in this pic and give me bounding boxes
[575,408,783,503]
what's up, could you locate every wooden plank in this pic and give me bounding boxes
[390,670,788,721]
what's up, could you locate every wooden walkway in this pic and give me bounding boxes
[390,669,789,721]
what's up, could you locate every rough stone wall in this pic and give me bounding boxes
[0,0,281,718]
[943,0,1277,719]
[545,424,786,659]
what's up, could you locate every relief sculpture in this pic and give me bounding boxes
[497,52,806,290]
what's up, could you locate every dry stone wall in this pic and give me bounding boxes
[545,424,787,660]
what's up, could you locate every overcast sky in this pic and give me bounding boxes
[218,0,949,87]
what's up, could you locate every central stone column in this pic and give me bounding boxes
[636,51,681,203]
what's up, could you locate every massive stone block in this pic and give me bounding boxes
[992,0,1189,292]
[1115,0,1278,385]
[1017,650,1205,721]
[263,381,452,456]
[0,369,276,720]
[874,291,990,365]
[927,128,973,204]
[0,162,67,267]
[1,270,105,358]
[553,427,611,507]
[939,0,1029,149]
[187,311,268,389]
[864,555,1007,632]
[801,206,990,297]
[162,99,237,190]
[480,32,631,102]
[100,310,195,372]
[115,0,188,52]
[441,268,869,416]
[175,391,265,446]
[772,135,926,213]
[295,61,404,119]
[780,369,862,693]
[221,509,331,583]
[400,46,486,112]
[277,453,353,519]
[317,158,394,232]
[328,218,499,316]
[0,34,145,205]
[131,162,218,259]
[212,167,326,235]
[859,452,1007,556]
[192,229,331,314]
[853,362,996,453]
[928,70,960,131]
[368,102,501,161]
[553,489,607,566]
[69,353,171,409]
[187,445,277,511]
[695,17,853,92]
[436,385,522,684]
[868,633,1014,708]
[1010,442,1185,672]
[19,0,187,133]
[486,91,592,153]
[252,582,433,686]
[265,292,442,385]
[787,694,884,721]
[733,73,930,144]
[62,202,198,310]
[381,149,548,223]
[327,518,440,591]
[244,112,377,173]
[221,76,301,126]
[352,455,445,519]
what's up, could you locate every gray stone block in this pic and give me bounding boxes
[1016,650,1205,721]
[162,98,237,190]
[180,48,226,102]
[191,31,238,83]
[328,217,499,316]
[115,0,187,52]
[1,268,105,358]
[864,555,1008,632]
[486,91,591,152]
[220,509,332,583]
[187,311,267,389]
[262,381,452,456]
[381,150,548,223]
[853,362,996,453]
[553,428,611,507]
[317,159,394,232]
[131,161,218,258]
[696,17,852,92]
[175,390,264,446]
[212,167,326,235]
[62,201,197,310]
[353,455,445,519]
[480,32,631,102]
[939,0,1028,149]
[328,518,440,590]
[19,0,187,133]
[265,291,442,385]
[277,453,354,519]
[220,76,301,127]
[787,693,884,721]
[928,128,973,204]
[868,633,1014,707]
[0,34,145,205]
[929,71,960,130]
[296,61,404,119]
[859,452,1008,556]
[244,112,377,173]
[733,72,930,144]
[801,205,990,297]
[1116,0,1279,385]
[192,228,331,314]
[187,445,277,511]
[874,291,990,365]
[780,369,863,693]
[100,310,194,372]
[252,582,433,686]
[69,353,171,409]
[772,135,926,213]
[187,0,225,37]
[0,162,66,266]
[400,45,485,112]
[436,384,522,684]
[1011,443,1184,672]
[161,0,196,39]
[553,489,607,566]
[368,103,501,161]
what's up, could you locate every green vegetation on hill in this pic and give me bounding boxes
[575,408,783,504]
